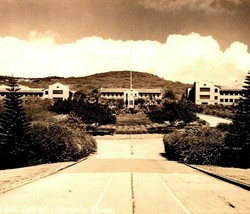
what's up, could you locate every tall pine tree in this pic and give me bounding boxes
[0,78,32,169]
[226,71,250,147]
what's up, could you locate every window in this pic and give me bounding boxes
[200,95,210,99]
[220,99,224,102]
[45,91,48,95]
[200,87,210,92]
[230,99,234,102]
[215,88,218,93]
[53,90,63,94]
[225,99,228,102]
[215,96,218,100]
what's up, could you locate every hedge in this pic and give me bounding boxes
[29,118,97,165]
[163,127,225,165]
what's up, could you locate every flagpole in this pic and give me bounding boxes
[130,71,133,89]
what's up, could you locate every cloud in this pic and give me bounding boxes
[0,32,249,86]
[138,0,244,13]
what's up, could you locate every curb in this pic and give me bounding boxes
[185,164,250,191]
[0,157,88,195]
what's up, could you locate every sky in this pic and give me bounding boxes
[0,0,250,85]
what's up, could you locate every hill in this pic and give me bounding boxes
[0,71,191,96]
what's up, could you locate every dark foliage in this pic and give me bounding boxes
[51,93,116,129]
[163,127,225,165]
[50,99,72,114]
[30,116,97,165]
[147,97,197,124]
[72,101,116,127]
[216,123,232,132]
[225,71,250,148]
[163,90,176,100]
[0,78,32,169]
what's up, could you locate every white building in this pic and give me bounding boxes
[187,80,243,105]
[100,71,162,108]
[0,82,72,101]
[43,83,71,100]
[100,87,163,108]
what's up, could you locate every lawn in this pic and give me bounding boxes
[116,113,152,126]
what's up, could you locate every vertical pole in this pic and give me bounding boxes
[130,71,133,90]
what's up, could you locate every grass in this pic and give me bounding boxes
[116,113,152,126]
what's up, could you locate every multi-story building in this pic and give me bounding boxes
[100,71,163,108]
[187,80,243,105]
[100,87,163,108]
[0,82,72,101]
[43,83,72,100]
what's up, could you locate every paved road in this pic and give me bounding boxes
[197,114,232,127]
[0,134,250,214]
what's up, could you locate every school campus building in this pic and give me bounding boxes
[186,80,243,105]
[0,82,72,101]
[100,87,163,108]
[99,71,163,108]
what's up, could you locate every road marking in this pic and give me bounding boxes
[91,173,114,214]
[155,173,191,214]
[131,173,135,214]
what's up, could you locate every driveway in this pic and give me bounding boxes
[197,113,232,127]
[0,134,249,214]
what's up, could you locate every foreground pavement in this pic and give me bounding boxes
[0,134,249,214]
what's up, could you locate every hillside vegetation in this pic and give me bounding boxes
[0,71,191,96]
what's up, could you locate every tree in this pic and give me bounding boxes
[164,90,176,100]
[0,78,32,169]
[225,71,250,147]
[147,97,197,124]
[51,90,116,131]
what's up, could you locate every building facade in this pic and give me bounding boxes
[43,83,71,100]
[100,87,163,108]
[0,82,72,101]
[187,80,243,105]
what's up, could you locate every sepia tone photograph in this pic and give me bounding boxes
[0,0,249,213]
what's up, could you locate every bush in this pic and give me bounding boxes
[29,116,97,165]
[24,98,55,122]
[163,127,225,165]
[216,123,232,132]
[147,98,197,124]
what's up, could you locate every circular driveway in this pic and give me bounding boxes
[197,113,232,127]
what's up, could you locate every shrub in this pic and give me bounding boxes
[24,98,55,122]
[147,98,197,124]
[29,117,97,165]
[163,127,225,165]
[216,123,232,132]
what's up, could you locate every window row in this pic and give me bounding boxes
[220,98,239,103]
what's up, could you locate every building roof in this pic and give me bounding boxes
[220,84,243,91]
[100,87,162,93]
[100,88,127,93]
[0,85,44,93]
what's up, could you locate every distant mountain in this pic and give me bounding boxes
[1,71,191,96]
